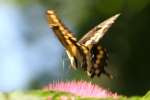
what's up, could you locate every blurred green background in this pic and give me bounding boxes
[0,0,150,96]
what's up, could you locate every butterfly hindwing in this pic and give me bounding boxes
[90,45,112,78]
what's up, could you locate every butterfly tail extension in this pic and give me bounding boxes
[103,70,113,79]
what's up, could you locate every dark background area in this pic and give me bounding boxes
[0,0,150,96]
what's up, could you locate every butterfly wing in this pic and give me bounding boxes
[78,14,120,78]
[89,45,113,78]
[47,10,77,48]
[78,14,120,46]
[47,10,80,69]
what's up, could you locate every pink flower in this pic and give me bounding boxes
[44,80,118,99]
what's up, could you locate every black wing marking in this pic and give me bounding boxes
[78,14,120,46]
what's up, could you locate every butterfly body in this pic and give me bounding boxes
[47,10,119,78]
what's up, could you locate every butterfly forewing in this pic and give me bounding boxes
[47,10,82,69]
[78,14,120,46]
[47,10,77,48]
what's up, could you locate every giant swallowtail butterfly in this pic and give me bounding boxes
[46,10,120,78]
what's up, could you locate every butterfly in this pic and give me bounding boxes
[46,10,120,78]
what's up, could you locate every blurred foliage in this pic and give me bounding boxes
[2,0,150,97]
[1,90,150,100]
